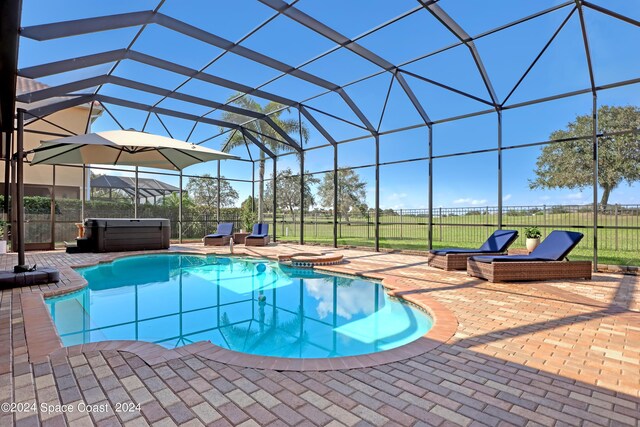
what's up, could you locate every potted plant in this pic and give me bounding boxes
[524,226,541,252]
[0,220,6,254]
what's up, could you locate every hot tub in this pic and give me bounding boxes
[83,218,170,252]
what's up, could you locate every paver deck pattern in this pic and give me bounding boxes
[0,243,638,426]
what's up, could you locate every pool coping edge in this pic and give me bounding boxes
[24,248,458,371]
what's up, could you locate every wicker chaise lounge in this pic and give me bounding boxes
[467,230,592,282]
[244,223,270,246]
[203,222,234,246]
[427,229,519,270]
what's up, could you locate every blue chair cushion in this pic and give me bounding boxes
[248,223,269,238]
[430,229,518,255]
[471,230,583,263]
[470,255,550,263]
[216,222,234,236]
[430,249,502,255]
[478,229,519,252]
[204,222,233,238]
[530,230,584,261]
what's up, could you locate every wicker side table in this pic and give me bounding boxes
[233,232,250,245]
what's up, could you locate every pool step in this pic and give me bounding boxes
[65,237,92,253]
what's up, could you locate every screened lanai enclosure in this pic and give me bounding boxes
[1,0,639,266]
[90,174,180,205]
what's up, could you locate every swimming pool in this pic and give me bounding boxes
[46,254,433,359]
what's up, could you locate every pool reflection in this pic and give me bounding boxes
[46,255,432,358]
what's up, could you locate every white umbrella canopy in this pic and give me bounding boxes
[30,130,238,170]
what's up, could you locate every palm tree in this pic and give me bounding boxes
[161,192,194,211]
[221,94,309,221]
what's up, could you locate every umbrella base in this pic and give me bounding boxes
[0,267,60,287]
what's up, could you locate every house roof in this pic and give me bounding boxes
[16,76,102,122]
[16,76,48,94]
[91,174,179,198]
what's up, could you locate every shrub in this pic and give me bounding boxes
[240,197,257,231]
[524,226,542,239]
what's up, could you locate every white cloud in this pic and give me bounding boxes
[503,194,512,202]
[384,192,409,210]
[389,204,406,210]
[386,192,408,201]
[565,192,584,200]
[453,198,487,206]
[305,280,375,320]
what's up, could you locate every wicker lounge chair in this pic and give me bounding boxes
[203,222,234,246]
[427,230,519,270]
[245,223,270,246]
[467,230,592,282]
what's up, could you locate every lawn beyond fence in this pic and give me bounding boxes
[39,200,639,266]
[266,204,640,266]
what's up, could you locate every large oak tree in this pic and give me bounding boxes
[317,169,368,222]
[264,168,320,225]
[186,174,238,214]
[530,105,640,207]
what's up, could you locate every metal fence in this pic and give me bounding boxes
[21,199,640,264]
[181,213,242,241]
[269,204,640,254]
[22,200,244,246]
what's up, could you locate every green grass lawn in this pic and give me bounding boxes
[277,235,638,266]
[269,213,640,266]
[52,210,638,266]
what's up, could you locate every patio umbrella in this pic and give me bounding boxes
[30,129,238,171]
[11,128,237,274]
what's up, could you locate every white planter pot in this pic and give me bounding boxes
[526,237,540,252]
[0,240,6,254]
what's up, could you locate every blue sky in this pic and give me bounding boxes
[18,0,640,209]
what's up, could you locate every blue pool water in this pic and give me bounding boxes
[46,254,433,358]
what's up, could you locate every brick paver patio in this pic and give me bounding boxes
[0,243,638,426]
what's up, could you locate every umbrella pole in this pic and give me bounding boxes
[4,109,60,284]
[15,109,26,270]
[179,171,183,243]
[81,164,86,220]
[3,132,10,222]
[134,166,138,218]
